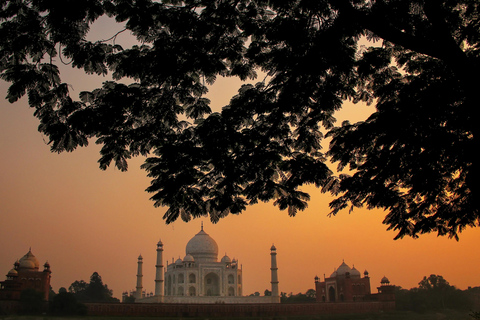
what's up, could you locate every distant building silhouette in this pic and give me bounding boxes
[0,249,51,301]
[315,261,395,303]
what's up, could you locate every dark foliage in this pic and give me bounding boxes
[68,271,119,303]
[49,291,87,315]
[1,0,479,238]
[396,275,473,312]
[281,289,316,303]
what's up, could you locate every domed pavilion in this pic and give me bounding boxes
[314,261,395,303]
[0,249,51,301]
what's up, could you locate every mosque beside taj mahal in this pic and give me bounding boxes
[130,224,280,304]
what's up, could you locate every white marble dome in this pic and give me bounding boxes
[185,227,218,263]
[221,254,231,263]
[183,254,195,262]
[18,249,39,271]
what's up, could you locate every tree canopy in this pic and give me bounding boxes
[396,274,473,312]
[68,272,118,302]
[1,0,479,239]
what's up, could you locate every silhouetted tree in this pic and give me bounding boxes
[85,272,110,302]
[1,1,479,238]
[306,289,316,299]
[68,272,119,303]
[281,290,316,303]
[396,275,472,312]
[68,280,88,294]
[68,279,88,301]
[418,274,450,291]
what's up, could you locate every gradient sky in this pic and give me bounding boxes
[1,16,479,300]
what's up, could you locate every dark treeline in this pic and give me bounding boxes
[280,289,317,303]
[11,271,116,315]
[262,274,480,312]
[251,289,317,303]
[10,272,480,317]
[396,274,479,313]
[48,271,119,316]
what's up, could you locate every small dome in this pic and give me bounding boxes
[183,254,194,262]
[7,268,18,276]
[221,254,231,263]
[381,276,390,284]
[350,266,361,278]
[175,258,183,265]
[185,226,218,263]
[18,249,39,271]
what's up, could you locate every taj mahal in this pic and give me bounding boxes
[132,225,280,304]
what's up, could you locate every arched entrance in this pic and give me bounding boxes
[204,272,220,296]
[328,286,336,302]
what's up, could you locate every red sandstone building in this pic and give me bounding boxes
[0,249,51,301]
[315,261,395,303]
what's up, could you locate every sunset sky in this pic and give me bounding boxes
[1,16,479,300]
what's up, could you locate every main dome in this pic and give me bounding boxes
[185,227,218,263]
[335,261,352,277]
[18,249,40,271]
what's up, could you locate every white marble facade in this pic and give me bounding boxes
[135,225,280,304]
[164,225,243,297]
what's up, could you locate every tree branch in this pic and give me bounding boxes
[333,0,465,64]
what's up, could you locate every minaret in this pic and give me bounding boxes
[270,244,279,299]
[155,239,164,300]
[135,255,143,300]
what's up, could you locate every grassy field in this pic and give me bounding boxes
[0,310,475,320]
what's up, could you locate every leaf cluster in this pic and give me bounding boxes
[2,0,480,238]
